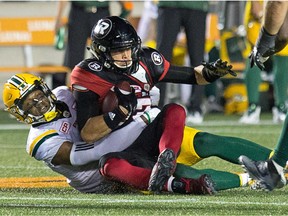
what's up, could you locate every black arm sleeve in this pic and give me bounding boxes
[73,90,101,132]
[160,65,198,84]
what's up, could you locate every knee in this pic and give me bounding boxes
[99,155,118,177]
[163,103,186,121]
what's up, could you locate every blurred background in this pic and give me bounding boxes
[0,1,285,124]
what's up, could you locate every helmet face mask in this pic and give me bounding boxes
[2,73,57,124]
[90,16,141,74]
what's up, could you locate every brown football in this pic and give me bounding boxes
[102,81,131,113]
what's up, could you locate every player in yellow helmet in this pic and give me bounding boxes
[2,73,152,193]
[3,73,215,195]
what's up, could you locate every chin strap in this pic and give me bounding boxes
[43,110,58,122]
[43,100,71,122]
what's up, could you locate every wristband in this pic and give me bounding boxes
[143,112,151,124]
[103,107,127,130]
[257,27,277,56]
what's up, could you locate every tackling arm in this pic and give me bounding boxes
[73,86,137,144]
[51,141,72,165]
[73,89,112,143]
[81,115,112,144]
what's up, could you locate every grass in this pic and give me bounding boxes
[0,109,287,215]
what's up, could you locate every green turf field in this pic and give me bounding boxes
[0,110,287,215]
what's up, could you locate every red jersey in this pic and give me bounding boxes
[71,47,170,115]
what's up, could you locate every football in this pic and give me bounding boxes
[102,81,131,113]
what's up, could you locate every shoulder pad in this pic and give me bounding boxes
[139,47,167,81]
[77,57,104,72]
[140,47,165,66]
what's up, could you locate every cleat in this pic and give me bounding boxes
[188,174,216,195]
[148,149,176,192]
[239,104,261,124]
[272,105,287,123]
[249,179,265,190]
[172,175,216,195]
[239,155,286,191]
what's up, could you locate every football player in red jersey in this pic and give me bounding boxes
[71,16,236,143]
[71,16,236,193]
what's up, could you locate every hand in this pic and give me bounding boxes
[114,86,137,119]
[249,47,269,70]
[249,27,276,70]
[201,59,236,83]
[202,59,236,77]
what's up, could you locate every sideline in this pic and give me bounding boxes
[0,176,68,188]
[0,124,29,130]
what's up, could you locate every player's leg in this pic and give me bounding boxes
[239,59,262,124]
[174,163,250,191]
[125,103,184,156]
[175,127,272,190]
[272,55,288,123]
[240,111,288,191]
[272,114,288,167]
[239,104,288,191]
[114,104,186,193]
[174,126,270,165]
[156,7,181,107]
[185,8,207,123]
[99,152,215,195]
[193,131,272,163]
[148,104,186,192]
[99,152,155,190]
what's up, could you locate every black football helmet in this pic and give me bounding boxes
[90,16,141,74]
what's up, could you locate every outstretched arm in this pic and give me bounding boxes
[162,59,235,85]
[73,89,112,143]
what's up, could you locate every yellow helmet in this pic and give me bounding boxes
[3,73,57,124]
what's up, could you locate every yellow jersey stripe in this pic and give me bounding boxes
[29,129,58,157]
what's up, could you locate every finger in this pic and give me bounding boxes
[228,70,237,77]
[219,60,228,68]
[249,56,255,68]
[216,59,222,64]
[256,61,265,71]
[215,59,223,67]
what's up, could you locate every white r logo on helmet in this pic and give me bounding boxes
[94,19,112,39]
